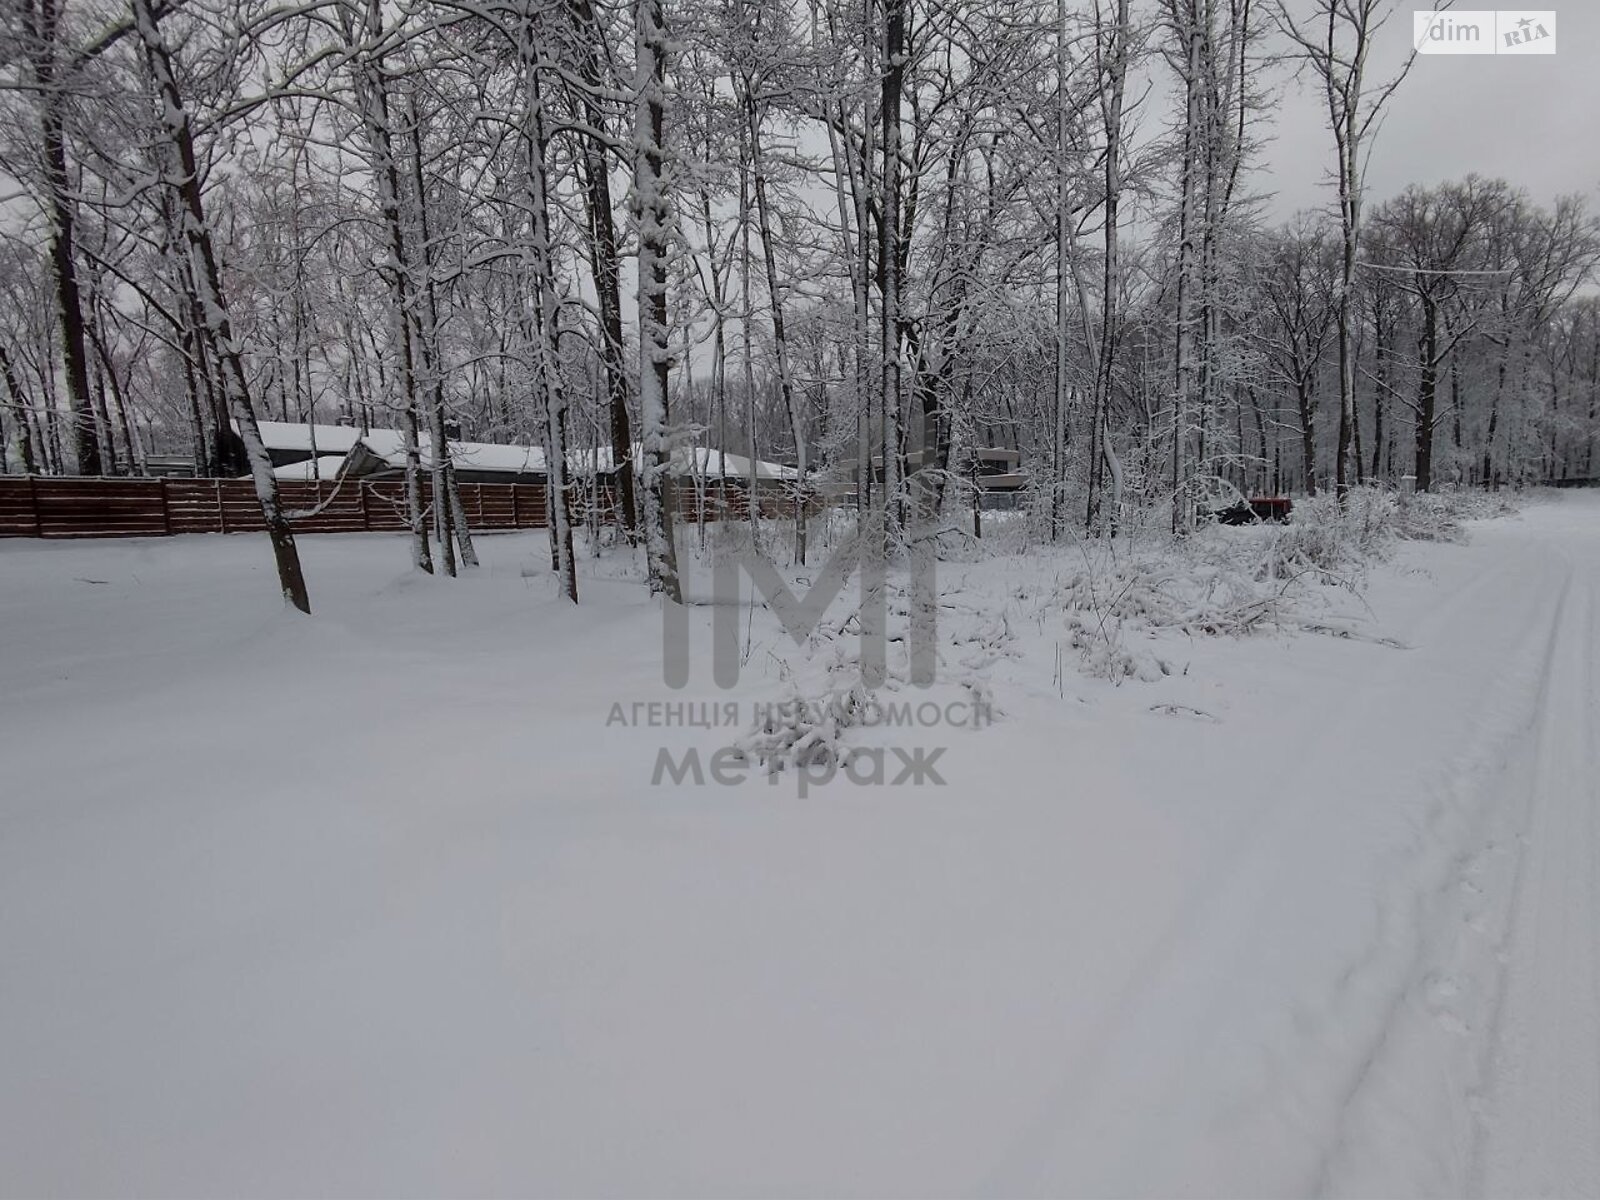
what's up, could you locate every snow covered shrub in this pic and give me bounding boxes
[1044,482,1447,680]
[732,672,995,770]
[1261,490,1396,578]
[1050,531,1310,680]
[1268,483,1515,557]
[733,683,874,769]
[1391,487,1516,542]
[1439,488,1519,521]
[1389,492,1465,543]
[1062,610,1171,682]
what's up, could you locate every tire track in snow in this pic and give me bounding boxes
[1315,508,1600,1199]
[1470,544,1600,1198]
[1315,550,1576,1198]
[978,534,1573,1198]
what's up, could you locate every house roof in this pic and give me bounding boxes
[351,429,548,475]
[674,446,799,482]
[255,421,367,456]
[253,421,545,474]
[252,420,798,482]
[272,454,350,480]
[572,444,799,481]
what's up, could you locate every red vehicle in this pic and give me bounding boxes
[1247,496,1293,523]
[1199,481,1294,525]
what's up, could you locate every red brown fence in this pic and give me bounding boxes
[0,477,549,539]
[0,475,814,539]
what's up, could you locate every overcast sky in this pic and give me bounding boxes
[1261,6,1599,220]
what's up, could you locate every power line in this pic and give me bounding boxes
[1355,260,1514,277]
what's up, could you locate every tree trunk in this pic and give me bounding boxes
[406,101,474,573]
[1171,4,1202,531]
[633,0,682,602]
[1051,0,1073,540]
[27,0,102,476]
[521,32,577,603]
[1414,296,1439,492]
[1484,340,1507,486]
[0,345,38,474]
[1370,296,1388,479]
[1088,0,1129,532]
[134,0,309,613]
[567,0,638,541]
[737,127,762,548]
[745,86,807,564]
[1297,377,1317,495]
[341,0,432,573]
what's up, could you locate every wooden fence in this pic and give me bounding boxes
[0,477,548,539]
[0,474,812,539]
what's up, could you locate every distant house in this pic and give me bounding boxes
[562,443,799,487]
[339,430,547,485]
[249,422,547,484]
[272,455,349,481]
[254,421,367,470]
[661,446,800,487]
[824,445,1027,505]
[967,446,1028,510]
[252,420,802,497]
[969,447,1027,492]
[144,454,201,479]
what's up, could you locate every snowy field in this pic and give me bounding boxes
[2,494,1597,1197]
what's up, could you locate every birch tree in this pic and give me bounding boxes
[131,0,310,612]
[634,0,682,602]
[516,7,578,603]
[337,0,434,573]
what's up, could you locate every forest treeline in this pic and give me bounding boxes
[2,0,1597,606]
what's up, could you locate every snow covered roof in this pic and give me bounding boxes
[272,455,350,480]
[254,421,367,456]
[570,444,799,481]
[253,420,798,482]
[673,446,799,482]
[350,429,548,475]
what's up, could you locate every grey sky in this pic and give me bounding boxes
[1261,5,1600,220]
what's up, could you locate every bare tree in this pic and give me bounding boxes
[634,0,682,603]
[1277,0,1416,498]
[132,0,310,612]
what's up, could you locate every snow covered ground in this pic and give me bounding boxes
[1,494,1596,1197]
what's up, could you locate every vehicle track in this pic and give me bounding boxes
[986,502,1600,1198]
[1470,539,1600,1198]
[1318,508,1600,1199]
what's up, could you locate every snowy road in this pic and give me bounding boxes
[0,495,1597,1197]
[1467,507,1600,1199]
[1315,500,1600,1200]
[979,496,1600,1198]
